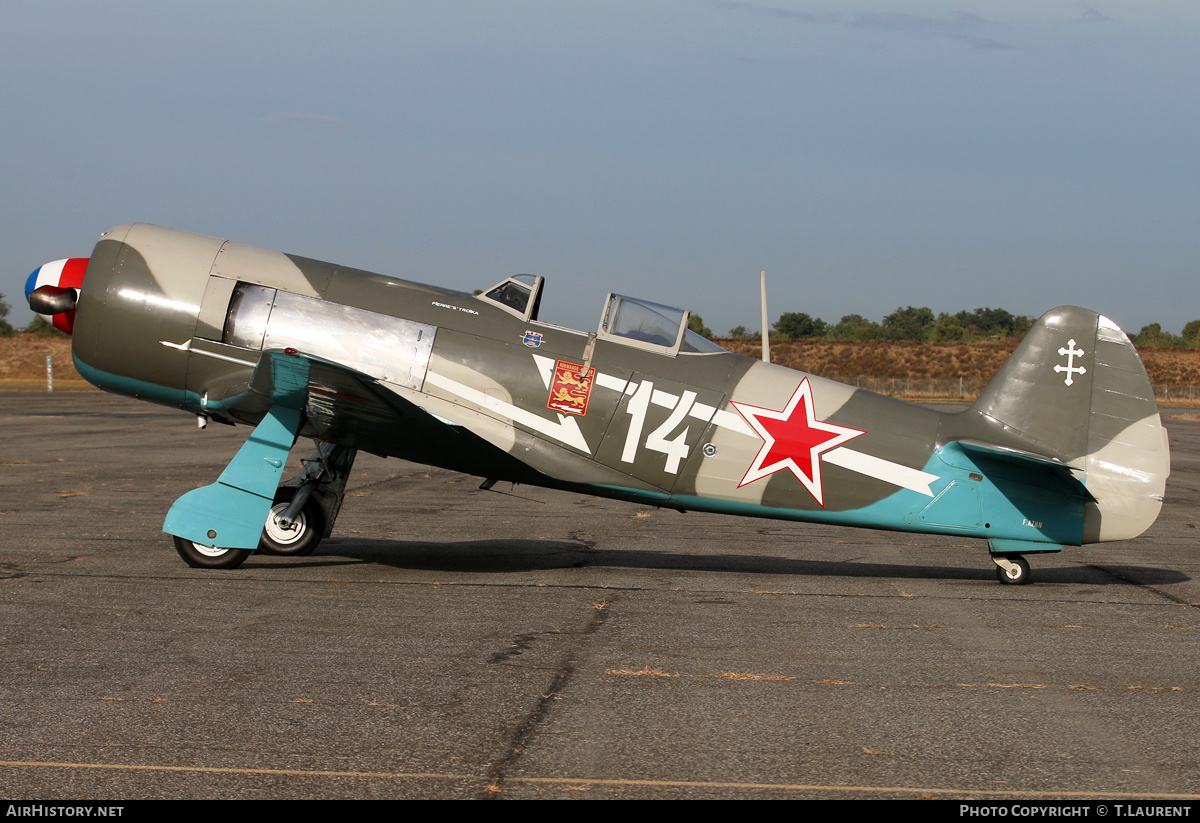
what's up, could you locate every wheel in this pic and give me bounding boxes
[173,535,251,570]
[994,554,1031,585]
[258,487,324,556]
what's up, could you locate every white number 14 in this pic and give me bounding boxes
[619,380,697,474]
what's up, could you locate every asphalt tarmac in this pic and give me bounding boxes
[1,392,1198,800]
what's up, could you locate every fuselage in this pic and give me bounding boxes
[63,224,1156,549]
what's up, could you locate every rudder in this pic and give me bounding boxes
[947,307,1168,543]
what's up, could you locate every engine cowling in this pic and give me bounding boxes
[62,224,222,408]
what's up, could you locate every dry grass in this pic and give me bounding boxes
[606,668,678,678]
[985,683,1046,689]
[605,667,795,681]
[718,338,1022,381]
[713,672,796,682]
[0,337,83,385]
[717,337,1200,385]
[934,683,1046,689]
[6,336,1200,400]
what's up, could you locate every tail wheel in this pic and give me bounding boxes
[258,487,324,556]
[994,554,1031,585]
[173,536,251,570]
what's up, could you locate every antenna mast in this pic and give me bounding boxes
[760,270,770,363]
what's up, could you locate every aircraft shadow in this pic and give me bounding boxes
[261,537,1189,587]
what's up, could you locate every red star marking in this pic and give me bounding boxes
[730,378,866,507]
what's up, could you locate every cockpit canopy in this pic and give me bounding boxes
[598,293,724,354]
[475,276,724,355]
[477,273,544,321]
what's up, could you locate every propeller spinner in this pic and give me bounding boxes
[25,258,88,334]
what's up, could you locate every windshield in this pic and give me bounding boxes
[682,328,726,353]
[476,273,543,320]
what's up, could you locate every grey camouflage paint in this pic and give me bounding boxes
[70,224,1168,547]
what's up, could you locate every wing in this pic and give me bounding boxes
[246,348,555,485]
[165,348,561,550]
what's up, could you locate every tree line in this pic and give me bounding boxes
[0,294,65,337]
[3,291,1196,349]
[689,306,1200,349]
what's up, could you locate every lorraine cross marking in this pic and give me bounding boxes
[1054,338,1087,386]
[730,378,866,507]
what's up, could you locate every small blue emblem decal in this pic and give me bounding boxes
[522,330,543,348]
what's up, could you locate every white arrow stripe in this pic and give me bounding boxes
[651,389,675,408]
[533,353,630,394]
[532,354,556,388]
[823,448,937,497]
[708,407,752,436]
[596,372,629,393]
[527,352,933,495]
[173,343,259,367]
[425,371,591,453]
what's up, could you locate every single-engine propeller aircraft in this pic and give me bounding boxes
[26,224,1169,584]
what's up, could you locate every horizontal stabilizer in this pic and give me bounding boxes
[955,439,1078,474]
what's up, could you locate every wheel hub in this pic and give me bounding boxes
[264,503,307,546]
[191,542,230,558]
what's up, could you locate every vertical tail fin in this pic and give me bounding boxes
[949,307,1168,543]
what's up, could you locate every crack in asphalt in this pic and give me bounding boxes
[1085,562,1200,608]
[481,596,615,798]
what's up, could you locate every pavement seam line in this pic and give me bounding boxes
[3,761,1200,799]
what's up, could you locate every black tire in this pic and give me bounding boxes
[258,487,324,556]
[995,554,1031,585]
[173,535,251,570]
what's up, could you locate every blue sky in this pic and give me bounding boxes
[3,1,1197,337]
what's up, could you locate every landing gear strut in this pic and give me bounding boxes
[259,487,324,556]
[987,539,1060,586]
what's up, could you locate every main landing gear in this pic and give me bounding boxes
[171,441,357,570]
[992,554,1031,585]
[173,536,253,570]
[259,487,324,557]
[171,490,322,569]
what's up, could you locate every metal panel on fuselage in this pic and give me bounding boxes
[591,373,724,492]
